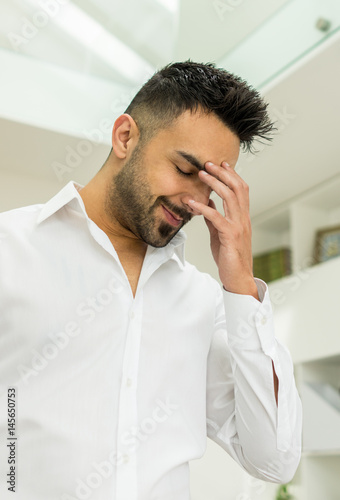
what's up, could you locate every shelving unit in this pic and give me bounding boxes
[300,355,340,453]
[299,454,340,500]
[252,172,340,273]
[251,174,340,500]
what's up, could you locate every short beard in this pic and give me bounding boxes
[104,142,192,248]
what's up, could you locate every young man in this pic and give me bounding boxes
[0,62,302,500]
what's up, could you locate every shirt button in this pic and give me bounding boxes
[261,316,267,325]
[123,454,129,463]
[130,311,135,319]
[126,378,132,387]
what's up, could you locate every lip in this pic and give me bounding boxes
[161,205,182,227]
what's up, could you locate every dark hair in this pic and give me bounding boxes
[123,60,276,154]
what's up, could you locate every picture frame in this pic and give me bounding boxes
[314,224,340,264]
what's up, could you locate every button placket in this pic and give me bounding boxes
[115,294,143,500]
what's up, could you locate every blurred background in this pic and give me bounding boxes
[0,1,339,499]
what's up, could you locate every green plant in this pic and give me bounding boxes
[275,484,294,500]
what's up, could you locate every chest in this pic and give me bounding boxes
[117,252,145,297]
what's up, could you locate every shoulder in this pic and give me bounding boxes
[0,202,44,222]
[0,203,44,240]
[170,231,222,296]
[181,257,222,296]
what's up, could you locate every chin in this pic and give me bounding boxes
[144,227,181,248]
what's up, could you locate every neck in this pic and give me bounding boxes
[78,168,147,257]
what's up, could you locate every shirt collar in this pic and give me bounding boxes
[36,181,187,267]
[164,230,186,267]
[36,180,86,225]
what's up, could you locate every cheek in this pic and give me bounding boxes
[150,170,184,196]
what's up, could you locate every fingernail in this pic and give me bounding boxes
[222,161,230,167]
[188,199,196,204]
[205,162,214,167]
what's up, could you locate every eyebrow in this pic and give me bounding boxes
[175,150,205,171]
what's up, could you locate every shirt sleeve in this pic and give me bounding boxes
[206,278,302,484]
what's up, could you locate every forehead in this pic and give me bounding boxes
[148,110,240,169]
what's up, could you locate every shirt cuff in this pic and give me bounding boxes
[222,278,276,354]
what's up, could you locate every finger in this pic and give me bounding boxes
[199,170,239,220]
[208,198,217,210]
[203,199,219,235]
[221,162,250,213]
[204,162,250,212]
[207,161,249,212]
[188,199,228,233]
[199,170,237,213]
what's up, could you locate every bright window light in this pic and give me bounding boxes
[155,0,179,14]
[24,0,155,84]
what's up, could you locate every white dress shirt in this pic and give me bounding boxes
[0,181,302,500]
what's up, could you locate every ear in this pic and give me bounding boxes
[111,114,139,160]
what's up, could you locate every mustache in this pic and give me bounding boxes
[155,196,192,224]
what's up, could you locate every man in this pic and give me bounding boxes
[0,61,302,500]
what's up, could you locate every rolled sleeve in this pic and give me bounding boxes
[206,278,302,483]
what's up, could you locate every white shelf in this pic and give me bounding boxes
[301,381,340,453]
[268,255,340,363]
[252,173,340,271]
[252,172,340,500]
[303,449,340,457]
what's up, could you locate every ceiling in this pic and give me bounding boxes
[238,30,340,217]
[1,0,291,85]
[0,0,339,219]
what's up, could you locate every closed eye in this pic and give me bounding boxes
[175,166,194,177]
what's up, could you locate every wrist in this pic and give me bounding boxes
[222,278,259,301]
